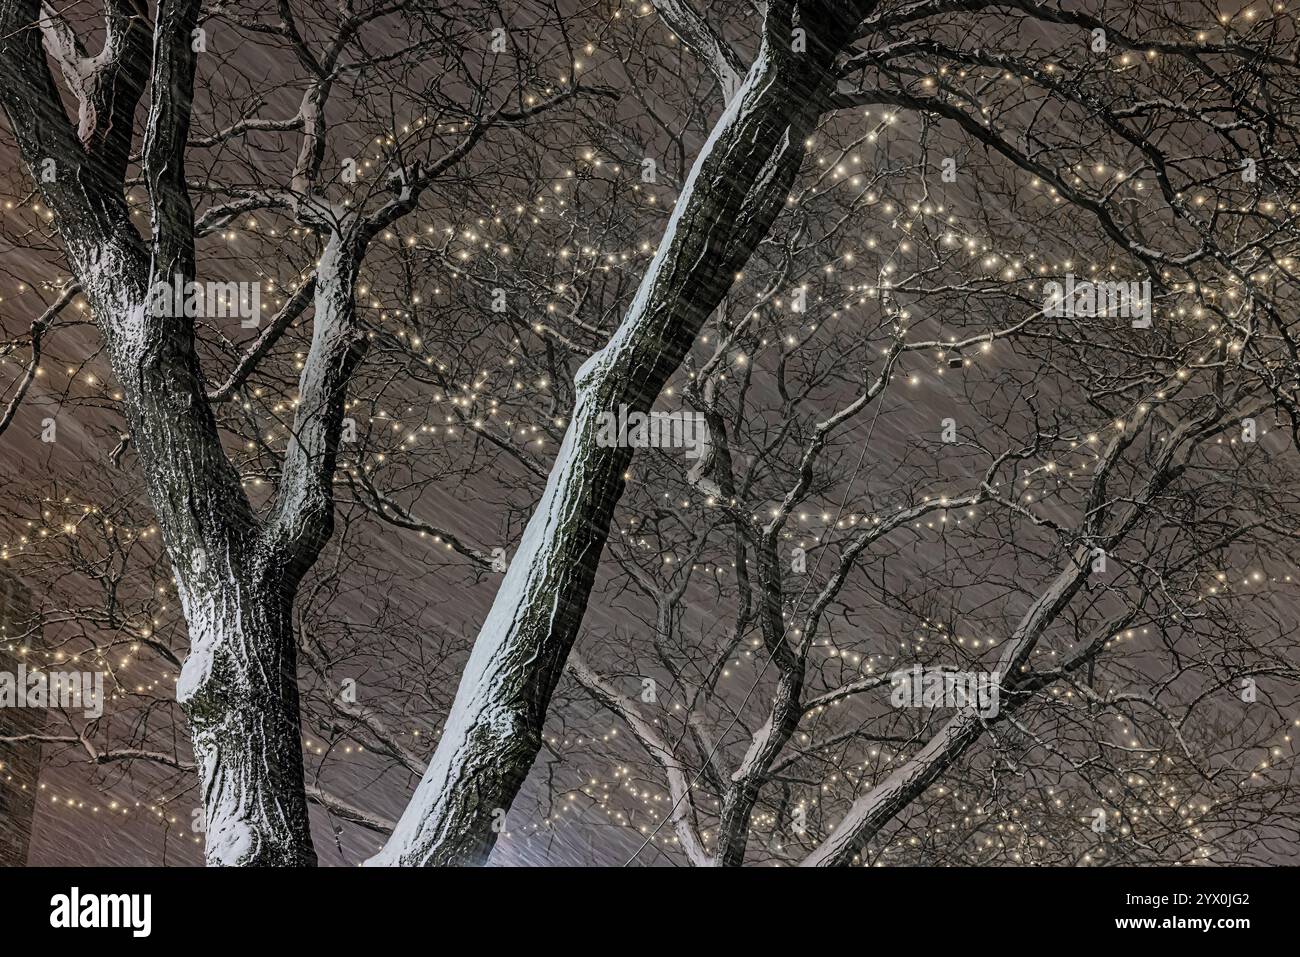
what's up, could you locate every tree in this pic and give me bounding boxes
[3,0,1300,870]
[0,0,594,864]
[528,0,1300,865]
[369,0,908,867]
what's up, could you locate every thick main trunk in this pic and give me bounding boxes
[89,268,317,866]
[371,35,838,867]
[177,568,316,866]
[2,0,320,866]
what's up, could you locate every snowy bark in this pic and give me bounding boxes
[175,564,316,864]
[74,257,320,865]
[174,233,365,863]
[798,541,1099,866]
[651,0,745,103]
[568,654,713,866]
[264,233,368,569]
[369,4,869,866]
[0,0,326,865]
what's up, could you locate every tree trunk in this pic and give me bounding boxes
[88,267,318,867]
[0,0,348,866]
[176,564,316,866]
[370,23,845,866]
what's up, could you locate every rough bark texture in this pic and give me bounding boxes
[370,1,875,866]
[173,561,316,865]
[0,0,320,865]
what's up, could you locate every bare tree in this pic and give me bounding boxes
[3,0,1300,871]
[0,0,593,864]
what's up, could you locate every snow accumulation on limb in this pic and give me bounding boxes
[369,0,883,867]
[651,0,746,103]
[568,653,713,865]
[1,0,321,865]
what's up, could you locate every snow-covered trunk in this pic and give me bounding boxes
[2,0,318,866]
[798,401,1193,867]
[371,38,838,866]
[45,225,363,869]
[794,555,1094,868]
[84,260,317,866]
[176,564,316,866]
[713,669,802,865]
